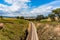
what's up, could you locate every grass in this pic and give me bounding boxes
[0,18,29,40]
[33,19,60,24]
[39,21,60,25]
[36,20,60,40]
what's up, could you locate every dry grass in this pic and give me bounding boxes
[37,22,60,40]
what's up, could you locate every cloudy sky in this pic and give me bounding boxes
[0,0,60,16]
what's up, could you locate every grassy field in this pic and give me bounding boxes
[1,18,60,40]
[0,18,29,40]
[36,21,60,40]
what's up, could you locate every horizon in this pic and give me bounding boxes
[0,0,60,16]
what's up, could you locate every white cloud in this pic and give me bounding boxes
[0,0,30,16]
[30,1,60,16]
[5,0,14,4]
[19,0,30,2]
[5,0,30,4]
[0,0,60,16]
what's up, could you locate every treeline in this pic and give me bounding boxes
[16,16,24,19]
[36,15,47,21]
[0,16,24,19]
[0,8,60,21]
[36,8,60,21]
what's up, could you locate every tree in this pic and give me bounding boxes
[52,8,60,14]
[36,15,44,20]
[0,16,3,20]
[48,14,55,21]
[20,16,24,19]
[16,16,20,19]
[16,16,24,19]
[52,8,60,17]
[52,8,60,21]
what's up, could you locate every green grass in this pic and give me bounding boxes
[33,19,60,24]
[0,18,29,40]
[39,21,60,25]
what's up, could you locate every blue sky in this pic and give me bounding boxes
[0,0,60,16]
[0,0,12,6]
[30,0,54,7]
[0,0,54,7]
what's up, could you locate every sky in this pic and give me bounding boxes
[0,0,60,16]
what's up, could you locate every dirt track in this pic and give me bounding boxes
[26,22,39,40]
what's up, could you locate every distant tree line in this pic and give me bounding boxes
[16,16,24,19]
[16,8,60,21]
[0,16,24,20]
[0,8,60,21]
[0,16,3,20]
[35,8,60,21]
[36,15,45,21]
